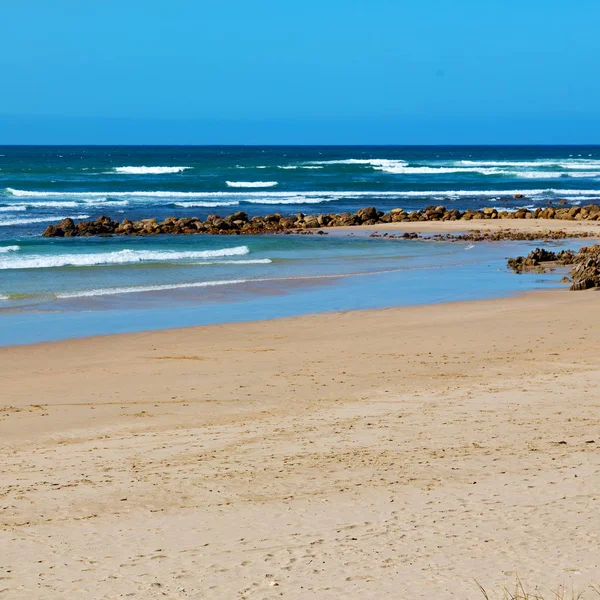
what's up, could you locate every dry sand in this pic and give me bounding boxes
[1,290,599,599]
[345,217,600,235]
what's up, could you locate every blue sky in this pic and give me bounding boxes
[1,0,599,144]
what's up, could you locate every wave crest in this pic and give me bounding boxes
[0,205,27,212]
[174,201,240,208]
[113,166,192,175]
[57,279,249,298]
[0,215,90,227]
[0,246,250,270]
[226,181,278,188]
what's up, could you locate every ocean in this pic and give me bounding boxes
[1,145,598,345]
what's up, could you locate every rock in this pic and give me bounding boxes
[38,203,600,239]
[355,206,378,222]
[508,244,600,290]
[303,215,319,228]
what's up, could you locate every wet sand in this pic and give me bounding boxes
[1,290,599,598]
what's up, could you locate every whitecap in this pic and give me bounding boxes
[16,201,80,208]
[0,205,27,212]
[0,215,90,227]
[309,159,408,168]
[457,159,600,170]
[226,181,278,188]
[241,196,336,205]
[7,187,600,202]
[0,245,20,253]
[0,246,250,269]
[174,201,240,208]
[113,166,192,175]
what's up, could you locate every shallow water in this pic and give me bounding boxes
[0,232,585,346]
[1,145,595,345]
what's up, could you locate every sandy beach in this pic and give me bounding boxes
[345,217,600,235]
[1,288,599,599]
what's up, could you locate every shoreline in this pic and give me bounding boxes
[0,275,581,348]
[0,287,558,350]
[1,289,599,598]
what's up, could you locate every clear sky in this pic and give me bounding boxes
[1,0,599,144]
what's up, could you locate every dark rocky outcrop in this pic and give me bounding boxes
[41,203,600,238]
[507,244,600,290]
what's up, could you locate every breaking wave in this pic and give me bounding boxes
[0,245,20,253]
[6,187,600,204]
[113,166,192,175]
[0,205,27,212]
[57,279,249,298]
[174,201,241,208]
[226,181,279,188]
[0,215,90,227]
[457,159,600,169]
[0,246,251,270]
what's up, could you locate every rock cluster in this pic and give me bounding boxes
[569,245,600,290]
[370,230,594,242]
[507,245,600,290]
[42,204,600,238]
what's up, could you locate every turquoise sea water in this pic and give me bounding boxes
[1,146,597,345]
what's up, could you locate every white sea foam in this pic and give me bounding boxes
[310,159,408,168]
[0,245,20,253]
[243,196,337,205]
[514,171,566,179]
[457,159,600,169]
[479,205,536,213]
[83,199,130,207]
[57,279,249,298]
[303,158,561,176]
[0,294,8,301]
[0,199,128,210]
[0,205,27,212]
[193,258,272,265]
[513,171,600,179]
[55,267,431,300]
[562,171,600,178]
[560,195,600,203]
[16,201,80,208]
[7,187,600,202]
[378,165,503,175]
[0,215,90,227]
[0,246,250,270]
[174,201,241,208]
[226,181,278,188]
[113,166,192,175]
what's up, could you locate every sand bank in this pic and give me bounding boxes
[1,291,599,598]
[349,217,600,235]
